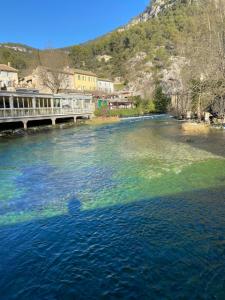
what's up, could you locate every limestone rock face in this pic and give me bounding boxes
[144,0,177,18]
[129,0,200,26]
[130,0,178,25]
[126,55,187,98]
[161,56,187,95]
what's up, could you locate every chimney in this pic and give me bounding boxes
[8,62,11,67]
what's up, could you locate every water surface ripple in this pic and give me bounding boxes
[0,116,225,299]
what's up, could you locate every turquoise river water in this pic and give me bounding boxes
[0,115,225,299]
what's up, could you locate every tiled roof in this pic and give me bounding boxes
[73,69,97,77]
[0,64,18,72]
[37,66,74,75]
[98,78,113,82]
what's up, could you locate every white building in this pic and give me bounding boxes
[97,78,114,94]
[96,55,112,62]
[0,90,94,129]
[0,63,18,90]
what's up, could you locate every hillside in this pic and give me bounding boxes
[67,1,205,85]
[0,43,68,76]
[0,0,194,77]
[67,0,225,110]
[0,1,206,80]
[0,43,38,75]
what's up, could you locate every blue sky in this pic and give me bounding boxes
[1,0,149,49]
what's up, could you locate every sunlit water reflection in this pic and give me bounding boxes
[0,116,225,299]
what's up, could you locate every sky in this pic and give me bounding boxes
[1,0,149,49]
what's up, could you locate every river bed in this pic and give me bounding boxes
[0,115,225,299]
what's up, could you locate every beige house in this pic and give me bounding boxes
[0,63,18,90]
[19,66,74,93]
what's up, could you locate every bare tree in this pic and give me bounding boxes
[176,0,225,117]
[38,67,71,94]
[38,49,72,94]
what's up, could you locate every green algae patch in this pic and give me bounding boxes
[81,158,225,211]
[0,204,68,227]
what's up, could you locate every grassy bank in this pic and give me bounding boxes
[94,108,146,118]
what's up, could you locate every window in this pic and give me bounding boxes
[13,97,18,108]
[36,98,40,108]
[17,98,23,108]
[24,99,29,108]
[84,99,90,108]
[38,98,44,108]
[54,99,60,107]
[44,99,48,108]
[0,97,4,108]
[78,75,81,80]
[4,97,10,108]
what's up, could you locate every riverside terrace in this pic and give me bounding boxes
[0,90,94,130]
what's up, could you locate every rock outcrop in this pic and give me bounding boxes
[129,0,179,26]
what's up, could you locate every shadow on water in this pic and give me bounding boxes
[0,186,225,300]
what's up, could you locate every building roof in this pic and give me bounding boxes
[0,64,18,73]
[98,78,113,83]
[108,98,132,103]
[73,69,97,77]
[36,66,74,75]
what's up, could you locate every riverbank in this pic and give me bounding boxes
[86,116,120,125]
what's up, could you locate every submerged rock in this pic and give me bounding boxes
[181,122,210,134]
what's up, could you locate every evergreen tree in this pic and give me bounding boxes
[154,86,170,113]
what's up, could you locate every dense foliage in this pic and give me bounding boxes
[68,2,200,79]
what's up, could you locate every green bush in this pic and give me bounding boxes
[94,107,144,117]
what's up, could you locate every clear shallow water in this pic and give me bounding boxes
[0,116,225,299]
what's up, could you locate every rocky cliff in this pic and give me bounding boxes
[129,0,181,26]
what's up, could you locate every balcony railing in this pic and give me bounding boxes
[0,107,92,119]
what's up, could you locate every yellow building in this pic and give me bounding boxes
[73,69,97,92]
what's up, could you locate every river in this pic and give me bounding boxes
[0,115,225,299]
